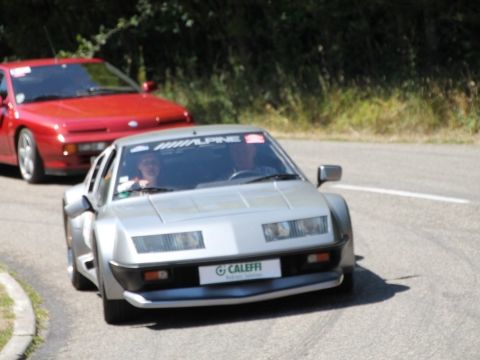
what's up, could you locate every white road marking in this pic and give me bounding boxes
[332,184,470,204]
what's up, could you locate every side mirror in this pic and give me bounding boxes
[64,195,94,218]
[141,81,158,93]
[317,165,342,187]
[0,97,6,125]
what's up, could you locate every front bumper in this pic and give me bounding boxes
[110,244,345,292]
[123,271,343,308]
[110,243,349,308]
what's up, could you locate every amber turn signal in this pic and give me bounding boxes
[143,270,169,281]
[307,252,330,264]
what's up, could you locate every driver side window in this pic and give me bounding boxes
[96,151,116,207]
[87,154,106,193]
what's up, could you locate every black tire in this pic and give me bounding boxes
[70,248,95,291]
[93,238,137,324]
[69,244,95,291]
[100,279,136,325]
[17,128,45,183]
[337,272,355,294]
[101,286,136,325]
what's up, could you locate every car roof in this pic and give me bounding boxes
[114,124,267,147]
[0,58,103,69]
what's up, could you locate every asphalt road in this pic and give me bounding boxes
[0,140,479,360]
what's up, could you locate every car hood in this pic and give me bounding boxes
[108,181,335,264]
[112,180,330,225]
[18,93,187,130]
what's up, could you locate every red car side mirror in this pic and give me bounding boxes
[0,97,5,125]
[142,81,158,93]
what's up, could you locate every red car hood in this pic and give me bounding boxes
[19,93,189,132]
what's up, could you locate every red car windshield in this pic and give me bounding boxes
[10,62,140,104]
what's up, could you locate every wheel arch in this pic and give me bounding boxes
[323,192,355,272]
[15,126,47,182]
[92,219,125,300]
[14,125,27,159]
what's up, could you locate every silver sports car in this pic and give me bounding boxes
[63,125,355,324]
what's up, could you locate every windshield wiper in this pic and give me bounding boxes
[86,86,136,95]
[246,173,300,183]
[30,95,65,102]
[140,186,176,194]
[114,186,176,198]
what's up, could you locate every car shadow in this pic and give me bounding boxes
[0,164,22,179]
[122,260,411,330]
[0,164,84,185]
[44,175,85,186]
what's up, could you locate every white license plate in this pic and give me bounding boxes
[199,259,281,285]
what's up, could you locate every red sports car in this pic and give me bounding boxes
[0,58,193,183]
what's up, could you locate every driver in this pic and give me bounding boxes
[230,141,257,173]
[228,139,277,179]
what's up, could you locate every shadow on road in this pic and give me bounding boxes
[0,164,21,179]
[123,259,409,330]
[0,164,84,185]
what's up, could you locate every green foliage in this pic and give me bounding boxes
[160,69,480,137]
[1,0,479,136]
[2,269,48,358]
[57,0,154,59]
[0,280,14,351]
[161,71,238,124]
[0,264,47,356]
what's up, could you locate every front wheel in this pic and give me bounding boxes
[17,128,45,183]
[100,279,137,325]
[101,287,136,325]
[94,238,137,324]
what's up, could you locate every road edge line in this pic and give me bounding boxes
[332,184,470,204]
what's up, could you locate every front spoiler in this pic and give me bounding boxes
[123,271,342,309]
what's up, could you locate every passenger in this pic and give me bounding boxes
[135,152,162,188]
[117,152,163,193]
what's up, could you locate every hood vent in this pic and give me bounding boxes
[68,127,108,134]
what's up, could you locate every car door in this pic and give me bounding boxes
[83,148,117,250]
[80,148,115,249]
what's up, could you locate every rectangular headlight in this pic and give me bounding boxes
[263,216,328,242]
[133,231,204,253]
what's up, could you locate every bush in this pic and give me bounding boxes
[158,67,480,139]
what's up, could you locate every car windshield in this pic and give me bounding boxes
[10,62,139,104]
[113,132,301,200]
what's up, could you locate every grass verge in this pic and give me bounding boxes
[0,278,14,351]
[0,264,47,357]
[160,73,480,144]
[17,276,48,358]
